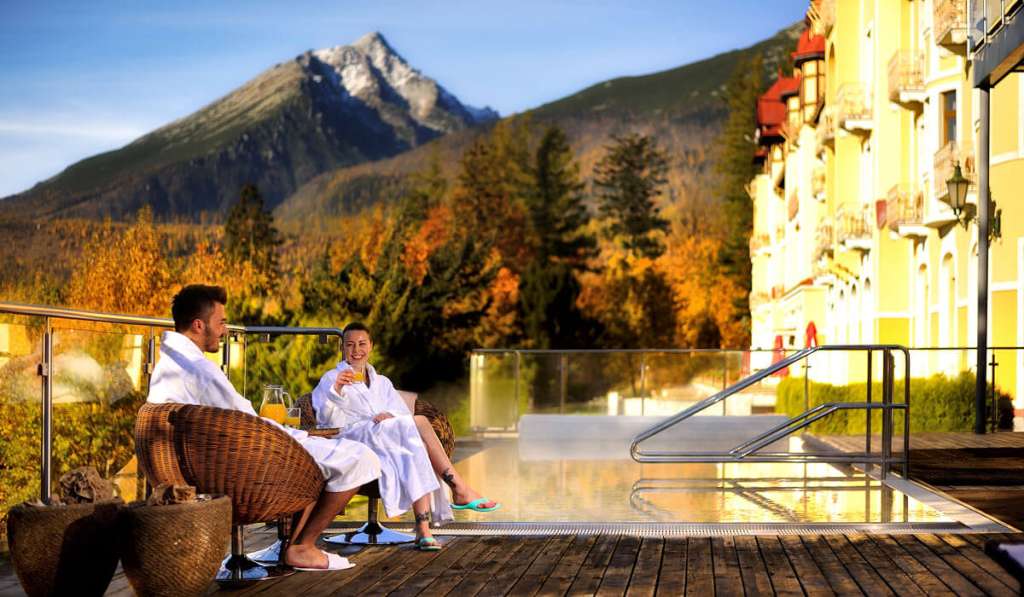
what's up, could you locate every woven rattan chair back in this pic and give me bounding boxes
[135,403,324,525]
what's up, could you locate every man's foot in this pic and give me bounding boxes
[284,544,343,570]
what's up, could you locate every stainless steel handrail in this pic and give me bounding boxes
[0,301,345,503]
[629,344,912,479]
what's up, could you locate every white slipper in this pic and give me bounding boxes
[293,552,354,572]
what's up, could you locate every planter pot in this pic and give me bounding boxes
[6,499,123,597]
[119,495,231,597]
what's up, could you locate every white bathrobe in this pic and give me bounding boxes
[147,331,381,493]
[312,362,453,522]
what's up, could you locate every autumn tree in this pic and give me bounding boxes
[594,133,670,260]
[224,183,281,294]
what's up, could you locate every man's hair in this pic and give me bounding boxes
[342,321,372,341]
[172,285,228,332]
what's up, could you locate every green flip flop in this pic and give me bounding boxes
[416,537,442,551]
[451,498,501,512]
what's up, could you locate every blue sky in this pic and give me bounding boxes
[0,1,807,198]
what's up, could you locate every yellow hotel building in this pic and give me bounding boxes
[749,0,1024,406]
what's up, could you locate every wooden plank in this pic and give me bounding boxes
[388,536,486,597]
[596,535,641,597]
[709,537,743,597]
[867,535,955,595]
[733,535,772,596]
[624,538,662,597]
[891,534,984,597]
[798,536,863,595]
[777,535,835,596]
[565,535,619,596]
[754,536,802,597]
[938,533,1021,591]
[683,538,713,596]
[534,535,598,597]
[844,533,925,597]
[236,543,399,597]
[654,537,687,596]
[479,537,552,597]
[502,535,574,597]
[821,534,894,596]
[333,542,442,595]
[915,534,1016,596]
[359,541,459,595]
[436,536,515,596]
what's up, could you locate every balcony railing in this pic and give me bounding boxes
[836,83,873,132]
[816,105,837,150]
[935,0,968,50]
[816,0,836,35]
[885,184,927,237]
[836,204,872,250]
[749,290,771,309]
[813,221,834,262]
[933,141,975,202]
[781,120,801,146]
[887,50,926,105]
[811,165,826,199]
[749,233,771,255]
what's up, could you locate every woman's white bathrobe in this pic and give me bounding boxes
[312,362,453,522]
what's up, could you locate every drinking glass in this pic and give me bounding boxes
[284,407,302,428]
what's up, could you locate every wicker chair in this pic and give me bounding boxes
[294,391,455,545]
[135,402,324,586]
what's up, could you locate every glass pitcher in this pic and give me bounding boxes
[259,385,289,424]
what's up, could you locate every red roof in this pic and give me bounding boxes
[792,28,825,64]
[756,74,800,142]
[778,73,802,99]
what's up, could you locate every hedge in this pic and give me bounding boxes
[776,371,1013,435]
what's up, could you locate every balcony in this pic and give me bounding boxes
[750,290,772,309]
[935,0,968,51]
[816,105,837,151]
[836,83,873,133]
[811,166,826,200]
[781,120,802,147]
[887,50,926,106]
[813,221,834,262]
[749,233,771,256]
[885,183,928,238]
[836,204,872,251]
[815,0,836,35]
[933,141,975,202]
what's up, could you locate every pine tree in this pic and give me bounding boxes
[594,134,670,259]
[518,125,596,349]
[714,55,765,343]
[224,183,281,293]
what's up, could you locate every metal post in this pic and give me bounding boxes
[866,350,872,463]
[40,318,53,503]
[640,353,647,417]
[222,332,232,374]
[803,358,810,414]
[903,349,911,478]
[881,350,894,480]
[975,86,991,434]
[559,354,567,414]
[513,351,521,428]
[990,353,999,432]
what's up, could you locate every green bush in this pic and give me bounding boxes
[776,371,1011,435]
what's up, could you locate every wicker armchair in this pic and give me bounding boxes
[135,402,325,585]
[294,391,455,545]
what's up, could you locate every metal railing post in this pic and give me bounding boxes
[559,354,567,414]
[866,350,872,465]
[989,352,999,432]
[513,351,521,428]
[881,350,894,480]
[40,318,53,503]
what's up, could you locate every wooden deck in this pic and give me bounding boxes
[52,532,1017,596]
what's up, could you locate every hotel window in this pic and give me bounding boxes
[941,90,957,144]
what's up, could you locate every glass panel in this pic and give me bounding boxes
[241,333,343,410]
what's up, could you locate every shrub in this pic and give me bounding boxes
[776,371,1011,435]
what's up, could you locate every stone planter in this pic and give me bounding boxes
[6,499,122,597]
[118,495,231,597]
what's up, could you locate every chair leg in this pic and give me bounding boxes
[217,524,296,586]
[248,516,291,564]
[323,497,415,546]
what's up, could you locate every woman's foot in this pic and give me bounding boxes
[451,486,497,510]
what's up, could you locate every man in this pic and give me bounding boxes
[312,322,498,549]
[148,285,380,571]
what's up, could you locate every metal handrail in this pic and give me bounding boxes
[630,344,911,479]
[0,301,345,504]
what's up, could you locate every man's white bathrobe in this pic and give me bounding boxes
[312,362,453,522]
[147,331,381,493]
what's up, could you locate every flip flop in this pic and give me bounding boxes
[451,498,501,512]
[415,537,442,551]
[293,552,354,572]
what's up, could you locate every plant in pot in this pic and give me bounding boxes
[6,467,122,597]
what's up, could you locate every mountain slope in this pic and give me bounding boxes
[275,22,802,224]
[0,32,496,221]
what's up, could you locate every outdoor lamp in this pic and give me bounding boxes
[946,161,970,216]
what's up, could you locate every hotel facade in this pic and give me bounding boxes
[749,0,1024,405]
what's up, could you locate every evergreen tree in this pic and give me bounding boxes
[594,134,670,259]
[519,125,596,349]
[714,55,765,343]
[224,183,281,293]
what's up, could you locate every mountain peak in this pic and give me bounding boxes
[353,31,394,53]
